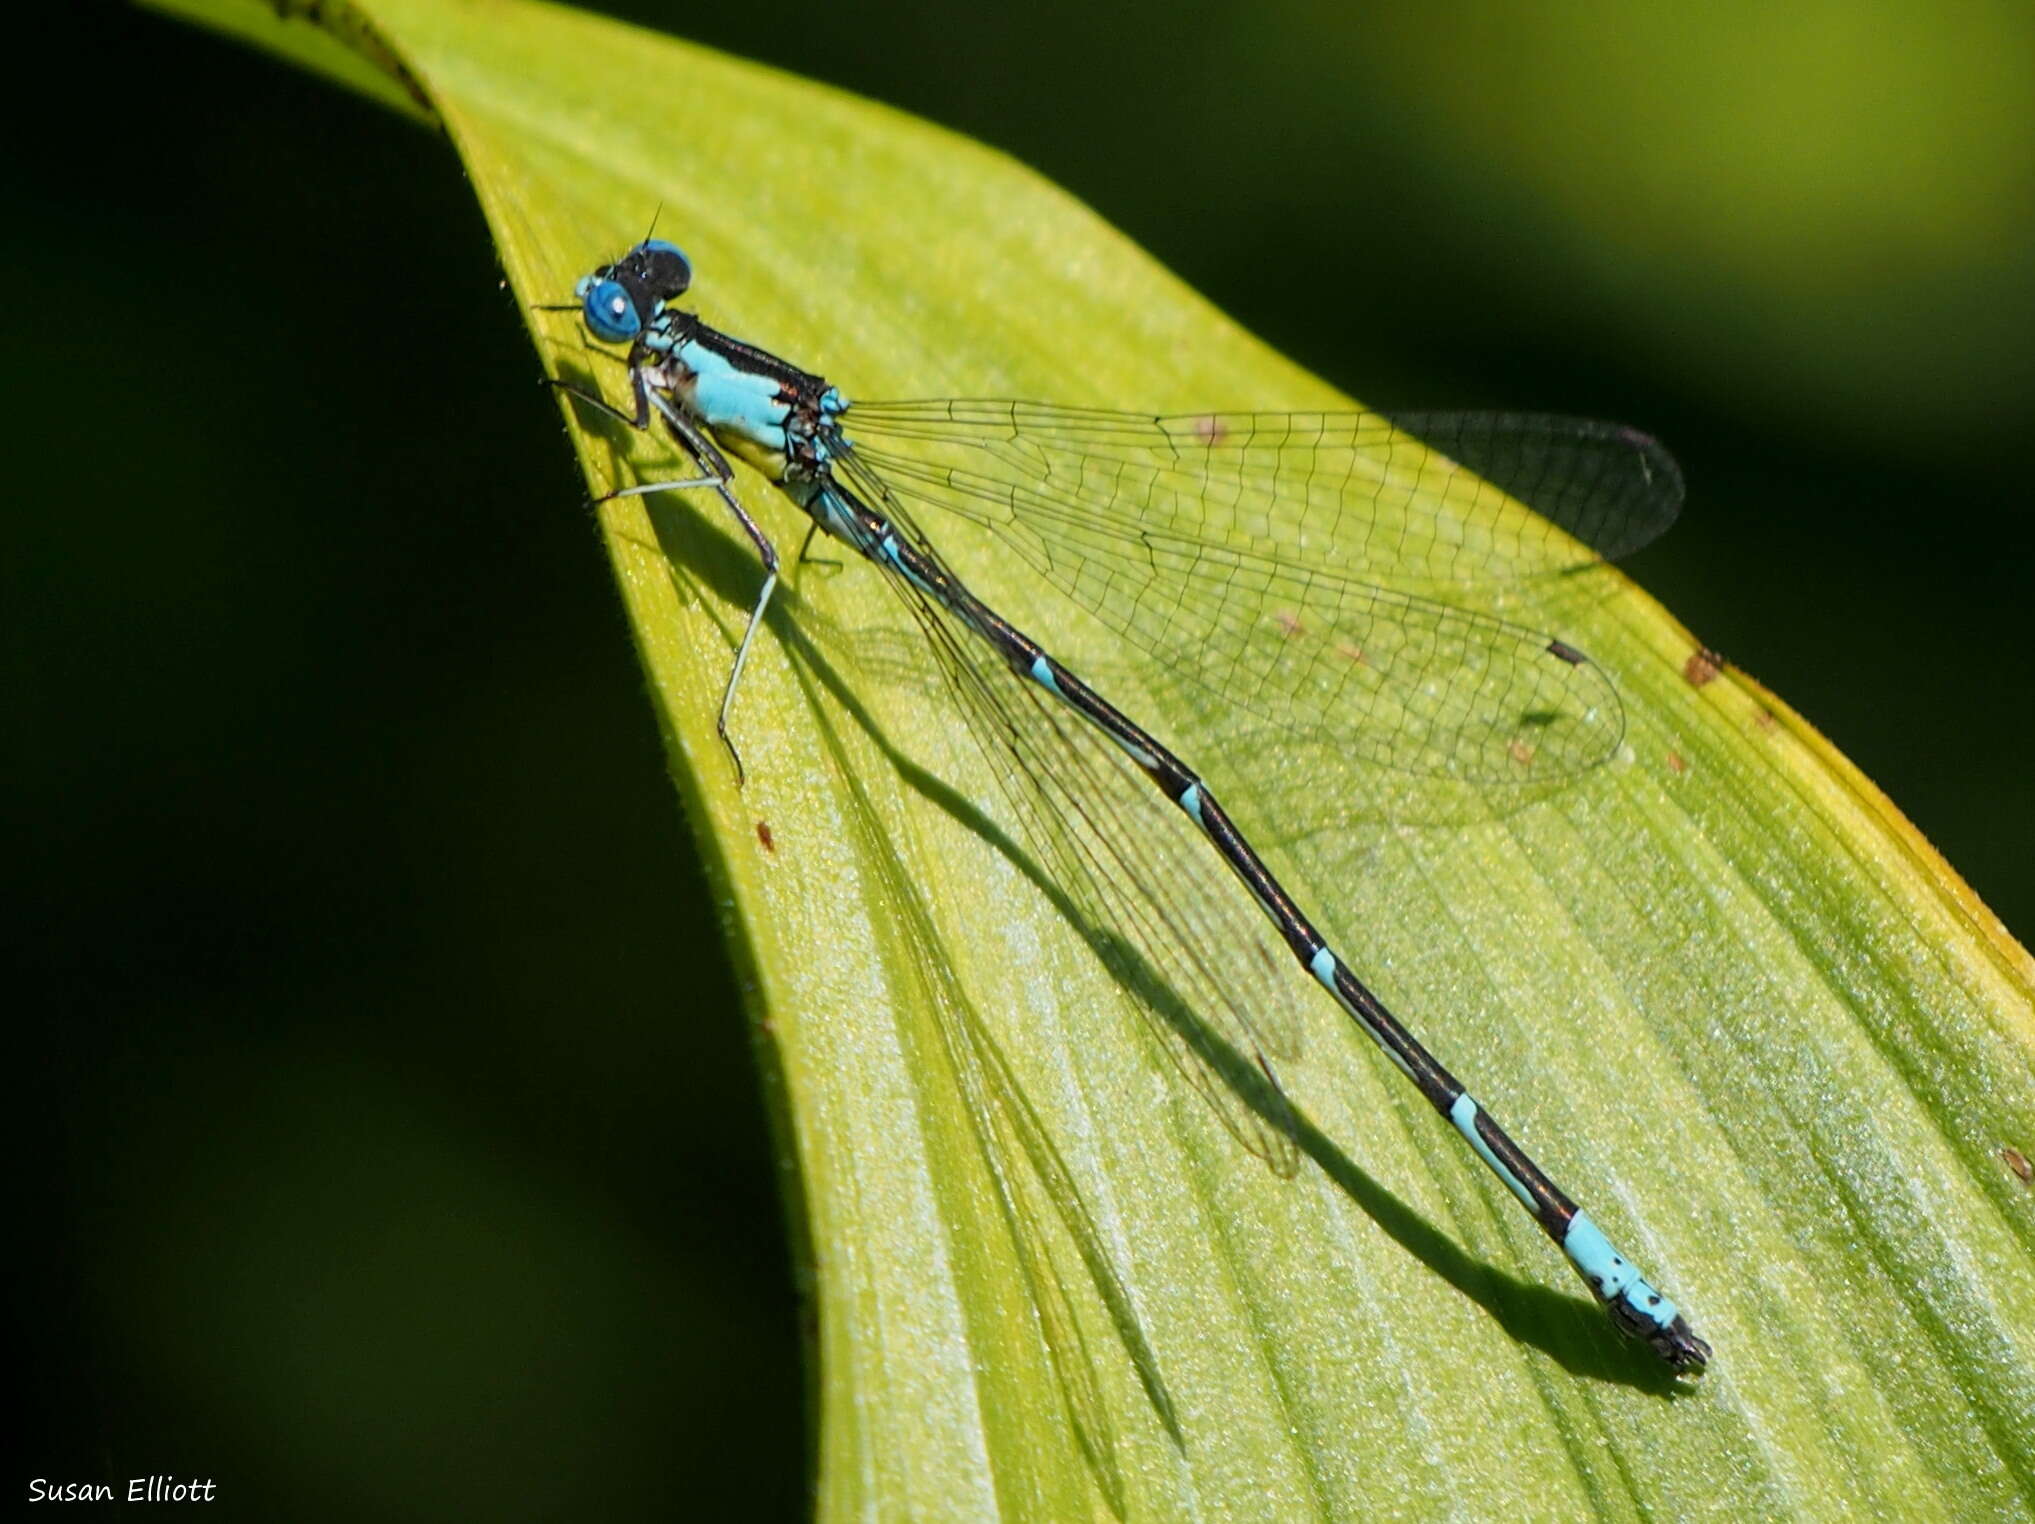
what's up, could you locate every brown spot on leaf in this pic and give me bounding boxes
[1683,648,1724,687]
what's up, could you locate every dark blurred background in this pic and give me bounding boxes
[10,2,2029,1517]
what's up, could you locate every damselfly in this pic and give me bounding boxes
[541,238,1709,1373]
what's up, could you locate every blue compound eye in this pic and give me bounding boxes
[581,277,642,342]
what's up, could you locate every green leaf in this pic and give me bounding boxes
[150,0,2035,1515]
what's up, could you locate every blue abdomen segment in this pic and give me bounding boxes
[1448,1095,1537,1211]
[1564,1212,1680,1332]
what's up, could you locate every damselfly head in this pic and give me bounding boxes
[573,240,694,344]
[627,239,693,300]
